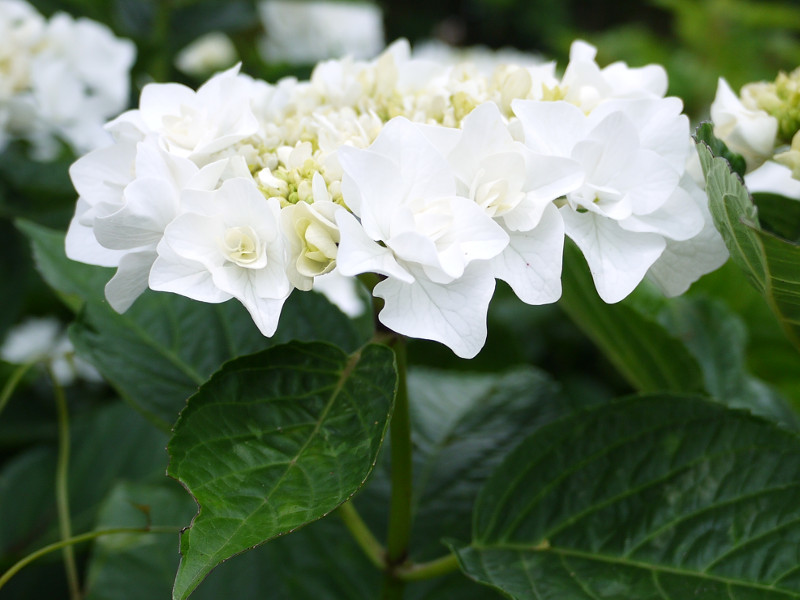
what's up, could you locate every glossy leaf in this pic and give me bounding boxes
[698,142,800,350]
[167,341,396,600]
[455,394,800,599]
[559,241,706,394]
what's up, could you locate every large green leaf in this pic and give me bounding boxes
[698,142,800,351]
[69,288,368,431]
[167,341,396,600]
[559,241,706,394]
[455,394,800,599]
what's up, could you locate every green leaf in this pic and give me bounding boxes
[69,288,367,431]
[693,121,747,178]
[698,142,800,350]
[167,341,396,600]
[455,394,800,599]
[15,219,111,310]
[559,241,706,394]
[752,193,800,244]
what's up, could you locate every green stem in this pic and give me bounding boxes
[49,367,79,600]
[385,336,412,564]
[0,527,178,591]
[0,362,34,420]
[395,553,459,582]
[381,336,412,598]
[337,501,385,571]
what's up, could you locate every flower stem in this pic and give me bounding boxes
[381,335,412,598]
[0,526,178,591]
[395,552,460,581]
[49,367,80,600]
[385,336,412,563]
[337,501,385,571]
[0,362,33,420]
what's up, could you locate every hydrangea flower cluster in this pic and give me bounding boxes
[66,39,728,358]
[0,0,135,160]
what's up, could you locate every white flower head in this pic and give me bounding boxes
[711,77,778,172]
[335,116,509,358]
[149,177,292,337]
[514,97,705,303]
[108,65,259,162]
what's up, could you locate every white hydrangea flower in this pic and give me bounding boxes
[335,116,509,358]
[258,0,384,65]
[108,65,259,162]
[711,77,778,172]
[513,97,709,302]
[1,317,101,385]
[427,102,582,304]
[149,177,292,337]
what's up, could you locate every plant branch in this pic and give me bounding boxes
[337,501,385,571]
[49,368,80,600]
[395,552,460,581]
[0,526,179,591]
[0,362,34,419]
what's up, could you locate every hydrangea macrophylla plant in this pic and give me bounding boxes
[64,37,728,358]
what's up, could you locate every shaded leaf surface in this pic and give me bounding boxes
[560,241,706,394]
[167,341,396,600]
[455,394,800,599]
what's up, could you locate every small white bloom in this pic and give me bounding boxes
[149,177,292,337]
[175,32,238,77]
[711,77,778,171]
[336,117,509,358]
[1,317,101,385]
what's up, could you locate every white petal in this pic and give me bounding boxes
[149,246,231,304]
[491,203,564,304]
[335,210,414,283]
[374,263,496,359]
[562,207,666,303]
[512,100,587,156]
[105,250,157,312]
[65,198,126,267]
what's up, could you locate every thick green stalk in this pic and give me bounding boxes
[49,368,80,600]
[380,336,412,598]
[338,501,385,571]
[395,553,460,582]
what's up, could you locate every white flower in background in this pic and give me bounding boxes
[746,160,800,199]
[175,32,238,77]
[711,77,778,171]
[258,0,384,65]
[0,1,134,159]
[1,317,101,385]
[108,65,259,162]
[336,117,508,358]
[150,177,292,337]
[312,270,366,317]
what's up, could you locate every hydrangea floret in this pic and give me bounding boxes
[66,39,728,358]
